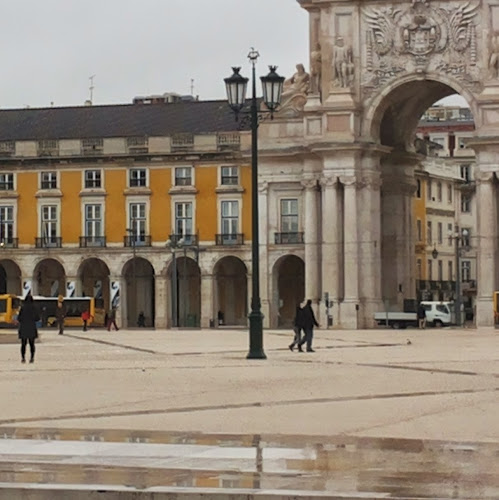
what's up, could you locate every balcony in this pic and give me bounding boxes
[274,232,304,244]
[416,279,429,291]
[79,236,106,248]
[215,233,244,246]
[168,234,198,247]
[124,235,151,247]
[35,237,62,248]
[0,237,18,249]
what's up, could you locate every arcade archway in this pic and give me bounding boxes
[213,256,248,326]
[0,259,21,295]
[33,259,65,297]
[78,258,110,322]
[273,255,305,328]
[122,257,155,327]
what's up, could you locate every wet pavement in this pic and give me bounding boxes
[0,327,497,498]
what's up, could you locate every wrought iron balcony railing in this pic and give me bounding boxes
[124,235,151,247]
[35,237,62,248]
[215,233,244,246]
[274,232,304,244]
[0,237,18,248]
[168,234,198,247]
[79,236,106,248]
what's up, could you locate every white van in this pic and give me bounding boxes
[420,301,453,327]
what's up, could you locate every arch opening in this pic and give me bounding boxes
[33,259,66,297]
[0,259,22,296]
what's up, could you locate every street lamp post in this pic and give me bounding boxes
[224,49,284,359]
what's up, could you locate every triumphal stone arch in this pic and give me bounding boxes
[257,0,499,328]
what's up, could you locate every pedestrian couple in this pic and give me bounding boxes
[289,299,319,352]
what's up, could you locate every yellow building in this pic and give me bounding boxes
[0,99,265,328]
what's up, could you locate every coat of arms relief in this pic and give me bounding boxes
[362,0,481,97]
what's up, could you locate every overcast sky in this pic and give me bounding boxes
[0,0,464,110]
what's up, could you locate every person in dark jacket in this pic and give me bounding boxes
[18,294,40,363]
[417,303,426,329]
[55,298,66,335]
[289,304,304,352]
[298,299,319,352]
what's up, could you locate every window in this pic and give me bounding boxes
[461,193,471,213]
[461,260,471,282]
[129,168,147,187]
[175,202,193,237]
[126,136,148,153]
[38,140,58,156]
[448,223,453,246]
[41,205,58,243]
[436,304,449,314]
[427,180,432,201]
[82,138,103,154]
[427,260,433,280]
[175,167,192,186]
[438,260,443,281]
[458,137,467,149]
[84,170,101,189]
[417,259,422,279]
[221,166,238,185]
[426,221,432,245]
[280,199,299,232]
[0,205,14,243]
[0,173,14,191]
[85,204,102,238]
[438,222,443,244]
[129,203,147,243]
[448,261,453,281]
[416,219,422,242]
[437,182,442,202]
[41,171,57,189]
[460,164,471,182]
[221,201,239,243]
[447,183,452,203]
[416,179,421,198]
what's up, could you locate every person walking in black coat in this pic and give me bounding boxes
[289,304,304,352]
[18,294,40,363]
[298,299,319,352]
[55,299,66,335]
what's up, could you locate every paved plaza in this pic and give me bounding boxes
[0,326,497,499]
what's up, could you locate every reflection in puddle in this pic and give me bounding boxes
[0,431,497,498]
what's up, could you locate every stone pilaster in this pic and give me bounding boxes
[475,171,497,326]
[320,174,341,326]
[358,171,383,327]
[258,181,270,327]
[154,275,167,329]
[340,175,359,328]
[302,177,321,310]
[200,274,214,328]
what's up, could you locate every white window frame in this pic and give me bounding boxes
[0,173,14,191]
[461,193,472,213]
[461,260,471,282]
[174,166,193,187]
[280,198,299,233]
[84,204,103,238]
[174,201,194,239]
[0,205,15,243]
[40,171,58,190]
[128,168,148,188]
[220,165,239,186]
[127,200,149,244]
[83,169,103,189]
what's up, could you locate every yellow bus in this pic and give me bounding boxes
[32,296,99,327]
[0,295,105,328]
[0,294,22,327]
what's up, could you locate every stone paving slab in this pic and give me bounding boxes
[0,327,497,498]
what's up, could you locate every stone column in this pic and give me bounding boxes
[340,175,359,328]
[154,275,167,329]
[320,174,340,326]
[302,177,321,310]
[258,181,271,327]
[358,171,383,327]
[476,171,497,326]
[200,273,214,328]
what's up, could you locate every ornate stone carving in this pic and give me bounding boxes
[276,64,310,118]
[489,34,499,79]
[258,181,268,194]
[339,175,358,188]
[332,37,355,89]
[362,1,481,96]
[310,43,322,94]
[475,170,496,183]
[320,175,338,188]
[301,177,319,190]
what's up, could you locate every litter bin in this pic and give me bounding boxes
[209,319,215,328]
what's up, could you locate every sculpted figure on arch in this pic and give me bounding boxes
[332,37,354,89]
[281,63,310,99]
[489,34,499,79]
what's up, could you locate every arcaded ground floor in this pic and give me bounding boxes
[0,326,497,498]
